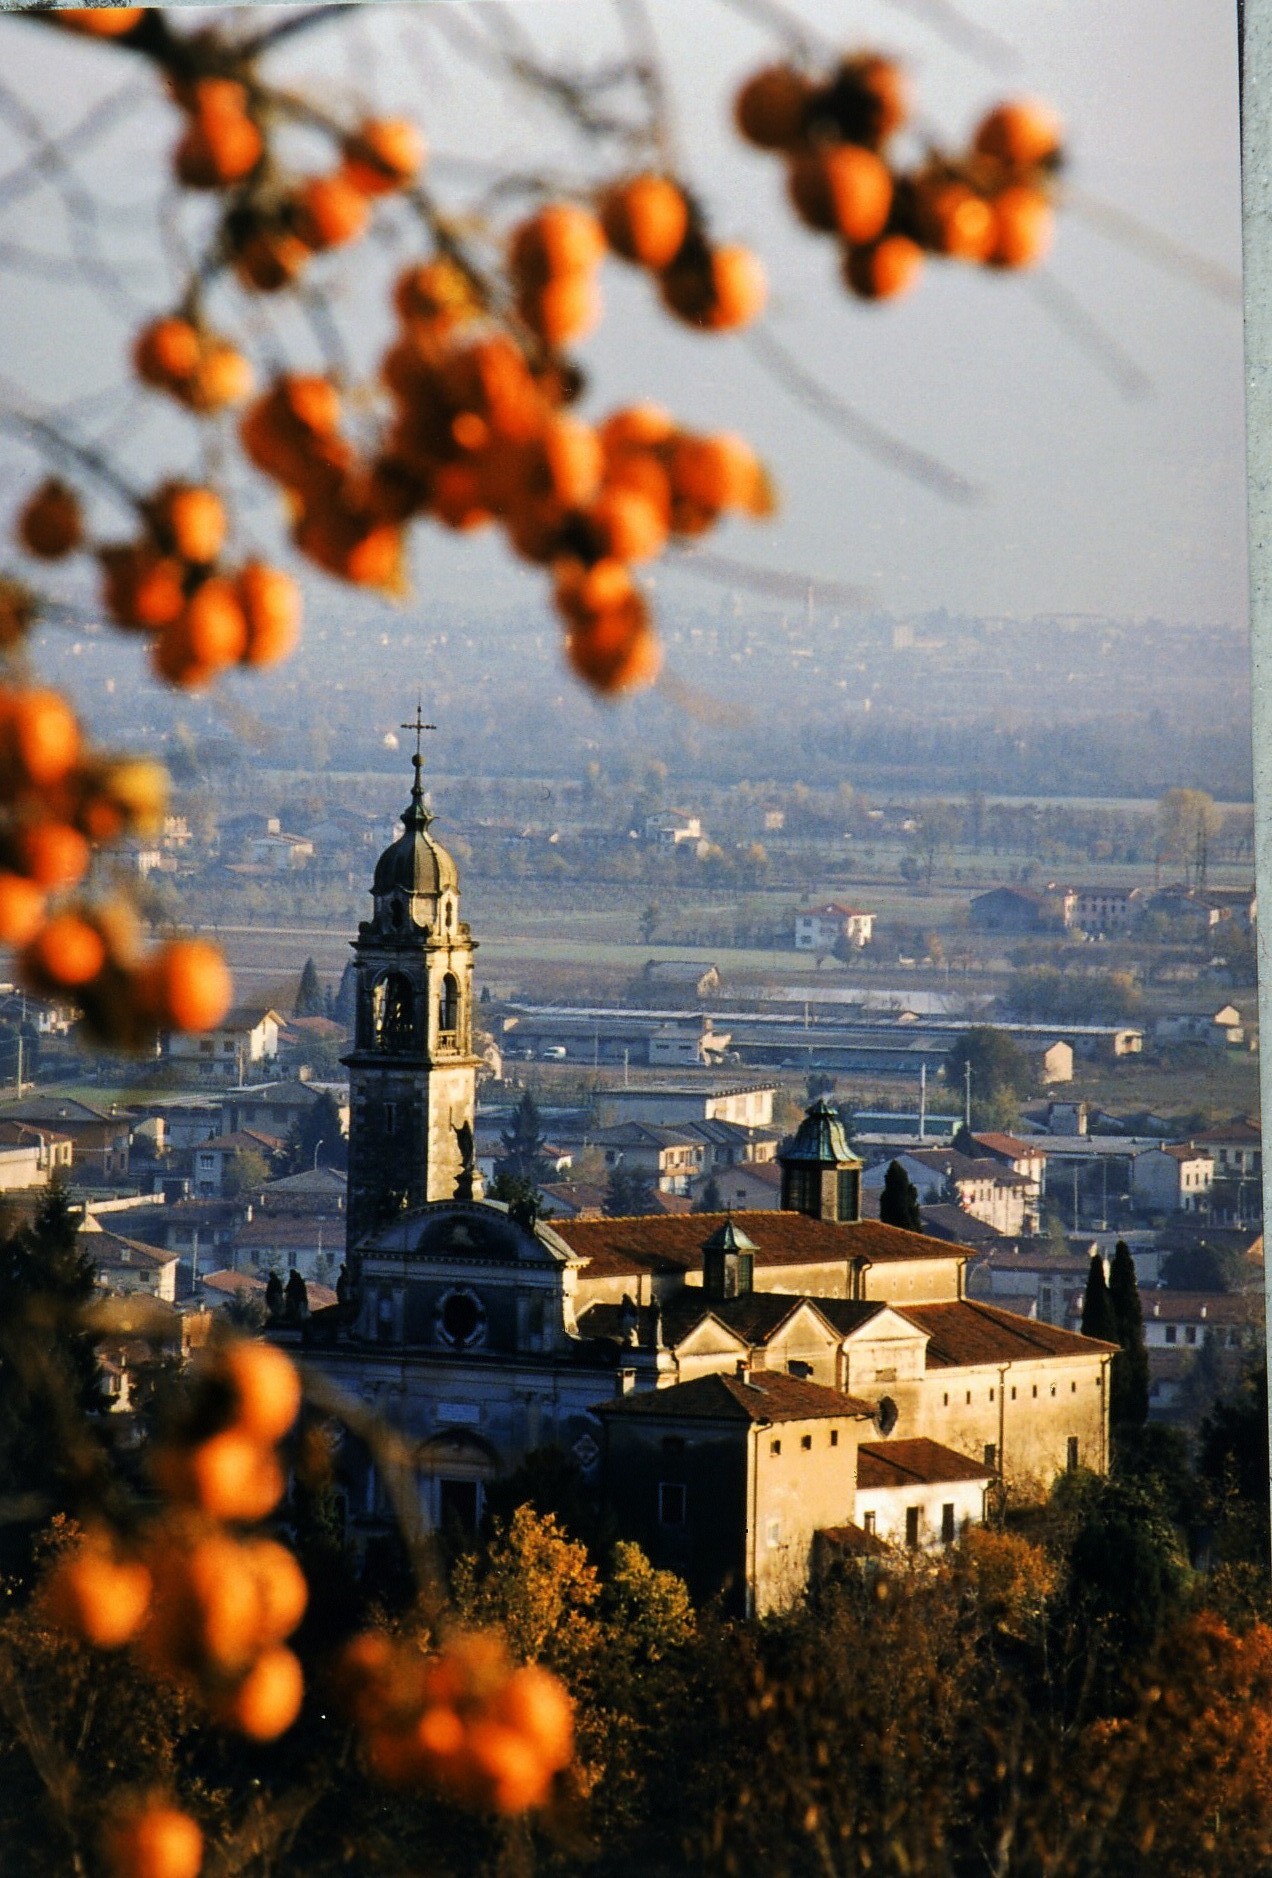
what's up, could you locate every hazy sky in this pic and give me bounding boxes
[0,1,1247,633]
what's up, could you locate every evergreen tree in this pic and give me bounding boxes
[1080,1251,1119,1344]
[294,956,323,1016]
[1108,1239,1150,1428]
[879,1161,923,1233]
[489,1169,541,1218]
[265,1269,284,1320]
[495,1089,551,1187]
[693,1174,724,1214]
[0,1185,108,1558]
[604,1165,658,1217]
[283,1090,348,1173]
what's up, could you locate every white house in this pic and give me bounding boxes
[165,1008,284,1083]
[1131,1145,1215,1215]
[647,1022,732,1067]
[863,1149,1033,1237]
[1072,887,1144,934]
[795,904,875,952]
[853,1438,993,1552]
[644,810,705,849]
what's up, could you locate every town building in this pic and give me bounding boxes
[968,886,1076,934]
[794,904,875,952]
[276,753,1114,1611]
[1071,887,1145,934]
[0,1097,132,1181]
[1131,1145,1216,1216]
[165,1006,284,1083]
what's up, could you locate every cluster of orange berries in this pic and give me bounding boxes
[0,680,230,1039]
[239,281,769,691]
[47,1342,308,1744]
[339,1627,575,1814]
[735,57,1062,298]
[17,475,302,690]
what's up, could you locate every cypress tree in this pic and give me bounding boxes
[495,1089,551,1187]
[1109,1239,1150,1427]
[693,1174,725,1214]
[879,1161,923,1233]
[294,956,323,1016]
[1080,1251,1119,1344]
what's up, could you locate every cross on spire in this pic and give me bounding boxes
[401,701,437,763]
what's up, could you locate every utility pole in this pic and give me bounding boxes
[919,1062,927,1141]
[963,1060,972,1130]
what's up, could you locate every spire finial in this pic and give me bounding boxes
[400,702,437,826]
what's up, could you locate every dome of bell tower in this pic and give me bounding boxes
[370,752,459,922]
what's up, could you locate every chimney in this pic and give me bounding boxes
[617,1367,636,1395]
[735,1358,749,1379]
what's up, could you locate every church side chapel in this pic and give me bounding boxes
[291,744,1116,1611]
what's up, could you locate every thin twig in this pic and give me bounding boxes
[665,545,870,608]
[708,0,838,65]
[1024,269,1153,402]
[1064,184,1243,306]
[882,0,1022,75]
[746,323,984,505]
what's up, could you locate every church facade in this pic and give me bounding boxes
[288,756,1115,1606]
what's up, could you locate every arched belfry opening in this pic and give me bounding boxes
[343,717,482,1257]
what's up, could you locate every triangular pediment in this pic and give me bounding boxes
[673,1315,751,1358]
[836,1305,928,1350]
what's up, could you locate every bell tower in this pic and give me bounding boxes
[343,717,481,1260]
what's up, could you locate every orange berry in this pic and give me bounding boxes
[555,556,637,622]
[237,562,301,667]
[295,173,371,250]
[787,145,892,244]
[818,56,910,149]
[185,1430,285,1524]
[185,577,250,667]
[174,112,263,190]
[245,1539,308,1644]
[497,1665,574,1772]
[18,478,83,560]
[913,179,995,261]
[600,404,677,452]
[222,1340,302,1444]
[101,758,167,835]
[343,118,426,195]
[233,227,311,294]
[510,204,606,288]
[465,1719,554,1812]
[151,484,226,565]
[134,317,201,391]
[56,9,145,36]
[598,174,690,270]
[23,912,106,989]
[7,689,80,786]
[221,1645,304,1740]
[393,258,474,331]
[137,938,232,1032]
[15,822,90,891]
[734,64,813,150]
[99,545,186,631]
[987,185,1054,268]
[670,432,762,512]
[517,274,603,350]
[589,486,667,563]
[540,417,603,507]
[974,100,1064,171]
[660,245,766,331]
[563,590,661,695]
[188,342,254,413]
[150,631,214,692]
[0,873,45,947]
[843,233,924,300]
[45,1540,152,1649]
[102,1805,203,1878]
[295,506,403,589]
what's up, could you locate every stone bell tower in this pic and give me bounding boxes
[343,720,481,1260]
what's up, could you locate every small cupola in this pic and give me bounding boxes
[702,1216,757,1300]
[777,1097,863,1223]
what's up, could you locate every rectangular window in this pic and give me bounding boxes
[965,1391,971,1405]
[1071,1381,1077,1393]
[863,1511,876,1536]
[1165,1325,1177,1344]
[657,1482,686,1527]
[770,1438,781,1456]
[1011,1386,1017,1401]
[1067,1437,1080,1472]
[766,1518,782,1548]
[989,1388,995,1403]
[384,1103,396,1135]
[800,1434,812,1451]
[984,1443,997,1469]
[941,1502,956,1545]
[829,1429,839,1448]
[1032,1385,1038,1399]
[905,1507,920,1550]
[943,1392,949,1407]
[1185,1326,1197,1346]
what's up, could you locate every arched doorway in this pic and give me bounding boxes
[417,1427,502,1535]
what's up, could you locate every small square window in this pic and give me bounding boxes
[770,1438,781,1456]
[766,1518,782,1548]
[801,1433,812,1451]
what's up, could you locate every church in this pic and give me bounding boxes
[291,749,1115,1615]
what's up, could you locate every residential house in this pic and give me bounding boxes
[1140,1291,1262,1419]
[0,1098,132,1180]
[794,904,875,952]
[245,828,314,871]
[0,1118,70,1187]
[219,1081,349,1141]
[968,886,1076,934]
[1072,886,1145,934]
[647,1021,733,1067]
[84,1225,179,1304]
[1131,1145,1216,1216]
[191,1129,283,1198]
[971,1133,1046,1220]
[862,1148,1033,1237]
[644,810,705,849]
[642,960,722,998]
[591,1123,706,1196]
[601,1083,776,1129]
[165,1008,284,1083]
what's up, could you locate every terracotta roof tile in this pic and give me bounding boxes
[899,1299,1117,1366]
[595,1370,876,1424]
[857,1437,994,1489]
[552,1210,966,1280]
